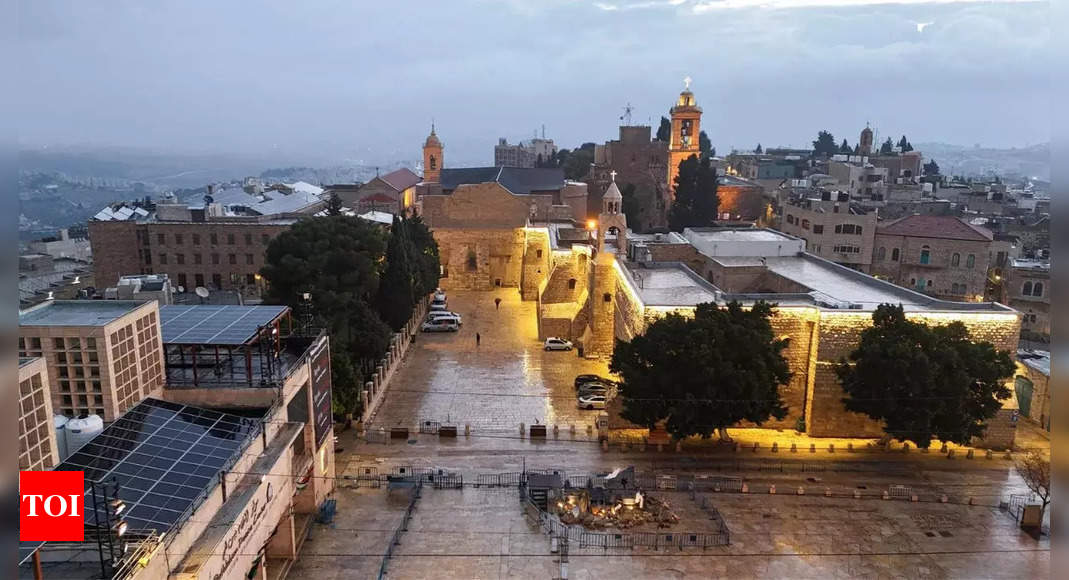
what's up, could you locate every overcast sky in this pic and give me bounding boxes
[17,0,1049,167]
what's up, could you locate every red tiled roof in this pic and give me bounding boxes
[877,215,993,242]
[379,168,422,192]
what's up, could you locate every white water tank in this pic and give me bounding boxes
[65,415,104,456]
[54,414,70,461]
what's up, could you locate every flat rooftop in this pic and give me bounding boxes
[686,228,795,243]
[160,305,290,345]
[19,300,148,327]
[623,263,719,307]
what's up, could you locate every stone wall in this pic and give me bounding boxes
[588,253,617,356]
[870,234,993,299]
[540,250,590,304]
[435,229,525,291]
[974,408,1016,450]
[647,243,704,272]
[520,229,552,300]
[717,184,767,222]
[422,182,550,228]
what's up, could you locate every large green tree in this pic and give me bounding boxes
[377,216,416,330]
[880,137,895,155]
[812,130,837,157]
[836,304,1014,448]
[699,130,712,158]
[326,191,344,216]
[620,183,641,226]
[656,116,671,142]
[668,154,719,232]
[611,301,791,441]
[839,139,851,153]
[404,215,441,298]
[923,159,940,176]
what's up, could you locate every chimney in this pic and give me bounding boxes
[60,228,70,241]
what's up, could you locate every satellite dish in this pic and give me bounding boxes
[72,276,81,285]
[176,285,185,293]
[195,286,210,298]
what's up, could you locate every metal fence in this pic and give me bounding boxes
[418,420,440,434]
[1005,493,1036,522]
[378,480,424,580]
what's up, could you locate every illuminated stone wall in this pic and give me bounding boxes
[434,229,525,291]
[520,228,552,300]
[588,252,617,356]
[541,249,591,304]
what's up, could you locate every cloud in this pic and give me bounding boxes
[692,0,1043,11]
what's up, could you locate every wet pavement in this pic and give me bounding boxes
[294,290,1050,579]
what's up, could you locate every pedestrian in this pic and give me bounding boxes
[495,297,501,310]
[476,332,481,347]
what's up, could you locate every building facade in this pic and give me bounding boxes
[1005,258,1050,339]
[18,357,60,471]
[588,125,669,231]
[870,215,995,300]
[827,159,889,202]
[494,137,557,168]
[330,168,420,215]
[779,192,876,269]
[18,300,164,421]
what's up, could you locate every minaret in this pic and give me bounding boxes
[423,123,443,183]
[668,76,703,196]
[598,170,628,254]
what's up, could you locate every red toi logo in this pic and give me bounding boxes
[20,471,85,541]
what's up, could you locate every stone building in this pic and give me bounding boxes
[827,158,889,203]
[1005,258,1049,339]
[778,191,877,270]
[494,137,557,168]
[870,215,995,300]
[18,356,60,471]
[18,300,164,421]
[329,168,420,215]
[588,125,669,231]
[716,175,770,223]
[606,227,1021,448]
[667,79,702,195]
[1014,350,1050,431]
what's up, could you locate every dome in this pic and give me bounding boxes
[424,130,442,148]
[603,180,623,201]
[861,126,873,136]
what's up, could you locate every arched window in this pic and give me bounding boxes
[1033,282,1043,296]
[919,245,930,265]
[876,247,886,261]
[429,155,437,170]
[802,219,810,230]
[568,279,577,290]
[891,248,899,262]
[1022,281,1033,296]
[951,253,960,267]
[966,254,975,269]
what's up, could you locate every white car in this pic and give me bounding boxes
[433,289,447,301]
[421,318,458,332]
[544,337,573,351]
[577,394,606,410]
[429,300,448,311]
[428,311,463,325]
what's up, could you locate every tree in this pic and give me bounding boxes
[404,215,441,298]
[699,130,712,158]
[330,350,362,418]
[880,137,894,155]
[326,191,344,216]
[1015,451,1051,524]
[923,159,940,176]
[562,142,595,180]
[261,215,393,391]
[620,183,641,226]
[836,304,1014,448]
[668,155,719,232]
[839,139,851,153]
[610,301,791,441]
[812,130,837,157]
[377,216,416,331]
[897,135,913,152]
[754,143,763,154]
[656,116,671,142]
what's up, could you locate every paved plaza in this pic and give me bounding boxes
[296,290,1050,579]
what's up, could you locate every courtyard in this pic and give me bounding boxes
[297,290,1050,579]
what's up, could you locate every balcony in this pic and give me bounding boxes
[164,333,323,389]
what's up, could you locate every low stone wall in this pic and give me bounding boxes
[362,298,428,424]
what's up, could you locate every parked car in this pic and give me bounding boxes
[433,289,447,301]
[577,394,607,410]
[429,299,448,311]
[421,318,458,332]
[577,383,608,398]
[427,313,462,327]
[543,337,573,351]
[574,374,615,389]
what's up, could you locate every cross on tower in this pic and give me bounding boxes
[684,76,692,90]
[609,170,617,183]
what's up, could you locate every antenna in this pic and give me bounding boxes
[541,124,545,139]
[620,103,634,126]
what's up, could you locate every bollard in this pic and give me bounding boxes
[854,489,861,499]
[911,495,919,502]
[741,483,749,494]
[553,424,559,438]
[940,443,948,453]
[946,449,955,459]
[825,487,832,497]
[986,449,993,460]
[940,494,948,503]
[966,449,974,459]
[570,424,576,435]
[676,441,683,453]
[883,441,892,453]
[601,440,609,451]
[791,443,798,453]
[901,442,910,453]
[882,491,890,500]
[1003,451,1012,460]
[586,424,593,434]
[752,442,760,452]
[828,443,834,453]
[465,424,471,437]
[769,484,776,495]
[733,442,740,453]
[797,486,805,496]
[520,423,525,438]
[772,442,779,453]
[847,443,853,453]
[810,443,816,453]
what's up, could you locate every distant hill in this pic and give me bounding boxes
[259,163,411,185]
[914,142,1048,181]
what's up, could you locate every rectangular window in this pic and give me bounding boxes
[144,252,152,265]
[245,253,254,265]
[212,253,220,265]
[178,273,187,288]
[176,253,185,265]
[210,233,218,245]
[157,233,165,245]
[244,233,252,245]
[175,233,183,245]
[194,253,202,264]
[246,273,256,285]
[212,273,222,288]
[229,254,237,265]
[195,273,205,287]
[159,253,168,265]
[813,225,824,234]
[192,233,201,245]
[227,233,235,245]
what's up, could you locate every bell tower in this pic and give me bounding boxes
[667,77,702,197]
[423,123,443,183]
[598,171,628,254]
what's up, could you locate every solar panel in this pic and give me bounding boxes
[54,398,259,534]
[159,305,288,345]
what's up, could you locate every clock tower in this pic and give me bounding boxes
[667,77,702,198]
[423,124,443,183]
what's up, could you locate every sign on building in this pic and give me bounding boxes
[309,337,333,448]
